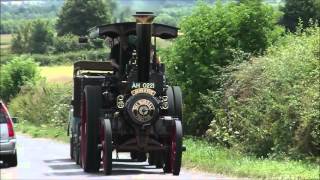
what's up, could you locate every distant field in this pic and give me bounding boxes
[0,34,12,49]
[40,65,73,83]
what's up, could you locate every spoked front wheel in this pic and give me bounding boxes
[164,120,183,175]
[102,118,112,175]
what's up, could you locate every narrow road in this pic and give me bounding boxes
[0,135,230,180]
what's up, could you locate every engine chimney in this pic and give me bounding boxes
[133,12,155,82]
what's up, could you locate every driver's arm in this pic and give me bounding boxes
[110,58,119,69]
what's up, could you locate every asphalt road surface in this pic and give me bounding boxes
[0,135,231,180]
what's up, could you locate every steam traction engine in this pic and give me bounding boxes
[68,12,184,175]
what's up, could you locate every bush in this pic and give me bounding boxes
[163,1,283,135]
[11,20,54,54]
[32,49,109,66]
[53,34,105,53]
[2,49,109,66]
[9,82,72,129]
[0,56,40,102]
[206,26,320,159]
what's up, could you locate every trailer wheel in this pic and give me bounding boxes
[164,120,183,175]
[80,86,101,172]
[75,124,81,165]
[102,119,112,175]
[70,137,74,160]
[172,86,183,121]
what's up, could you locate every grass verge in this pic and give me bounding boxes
[183,137,320,179]
[15,121,68,143]
[14,122,319,179]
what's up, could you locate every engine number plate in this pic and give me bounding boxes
[131,82,155,89]
[131,88,156,96]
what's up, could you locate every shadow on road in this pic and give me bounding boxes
[49,164,81,170]
[44,158,164,177]
[44,158,74,163]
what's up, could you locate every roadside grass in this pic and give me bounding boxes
[15,121,68,143]
[183,137,320,179]
[40,65,73,83]
[14,121,319,179]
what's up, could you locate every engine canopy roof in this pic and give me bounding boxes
[89,22,179,39]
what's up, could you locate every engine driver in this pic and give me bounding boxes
[110,35,136,70]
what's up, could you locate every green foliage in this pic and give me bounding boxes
[1,20,26,34]
[281,0,320,31]
[11,20,54,54]
[1,49,109,66]
[52,34,97,53]
[0,2,61,34]
[56,0,113,36]
[11,23,31,54]
[154,6,191,27]
[0,56,40,102]
[164,1,283,135]
[183,137,319,179]
[206,26,320,159]
[9,82,72,129]
[10,20,105,55]
[14,121,68,142]
[0,2,62,20]
[30,49,109,66]
[28,20,54,54]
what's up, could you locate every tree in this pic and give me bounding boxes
[281,0,320,31]
[56,0,112,36]
[163,1,283,135]
[11,23,31,54]
[11,20,54,54]
[29,20,54,54]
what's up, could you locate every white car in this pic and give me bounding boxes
[0,101,17,167]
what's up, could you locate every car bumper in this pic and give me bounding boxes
[0,139,16,155]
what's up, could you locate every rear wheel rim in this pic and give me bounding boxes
[170,126,177,171]
[167,120,182,175]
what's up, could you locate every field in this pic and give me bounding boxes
[40,65,73,83]
[0,34,12,50]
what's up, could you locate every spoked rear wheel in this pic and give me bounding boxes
[80,86,101,172]
[102,119,112,175]
[164,120,183,175]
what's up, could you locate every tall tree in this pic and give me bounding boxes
[29,20,54,54]
[11,20,54,54]
[56,0,112,36]
[281,0,320,31]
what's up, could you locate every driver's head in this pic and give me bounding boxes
[128,35,137,46]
